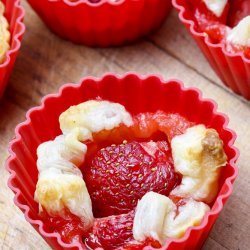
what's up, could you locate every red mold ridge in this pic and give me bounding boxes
[0,0,25,98]
[6,73,239,249]
[173,0,250,100]
[26,0,172,47]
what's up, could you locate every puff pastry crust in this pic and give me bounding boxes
[0,1,10,63]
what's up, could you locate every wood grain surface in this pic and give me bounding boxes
[0,1,249,249]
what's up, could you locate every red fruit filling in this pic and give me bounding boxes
[84,211,135,249]
[84,211,161,250]
[83,140,181,218]
[189,0,250,58]
[40,112,192,248]
[228,0,250,27]
[41,209,86,245]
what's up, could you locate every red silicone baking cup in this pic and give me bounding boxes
[172,0,250,100]
[0,0,25,98]
[6,73,238,250]
[26,0,171,47]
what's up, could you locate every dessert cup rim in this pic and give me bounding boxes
[6,72,239,249]
[0,0,25,69]
[172,0,250,64]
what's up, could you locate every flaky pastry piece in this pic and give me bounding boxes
[133,192,210,245]
[35,100,133,226]
[35,135,94,229]
[227,16,250,47]
[59,100,133,137]
[171,125,227,203]
[203,0,227,17]
[0,1,10,63]
[133,125,227,245]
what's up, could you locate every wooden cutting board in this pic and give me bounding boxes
[0,1,249,249]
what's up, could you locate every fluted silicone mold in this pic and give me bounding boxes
[0,0,25,98]
[6,73,238,250]
[173,0,250,100]
[26,0,171,47]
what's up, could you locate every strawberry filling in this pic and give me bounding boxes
[84,211,135,249]
[83,140,181,218]
[190,0,250,58]
[84,211,162,250]
[228,0,250,27]
[39,112,193,248]
[41,209,86,245]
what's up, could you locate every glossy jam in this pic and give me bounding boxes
[41,209,86,245]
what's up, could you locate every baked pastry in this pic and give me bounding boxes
[191,0,250,58]
[0,1,10,63]
[35,100,227,249]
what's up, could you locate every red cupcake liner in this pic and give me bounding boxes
[26,0,171,47]
[6,73,239,250]
[0,0,25,98]
[172,0,250,100]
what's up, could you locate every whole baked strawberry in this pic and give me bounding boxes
[83,140,181,217]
